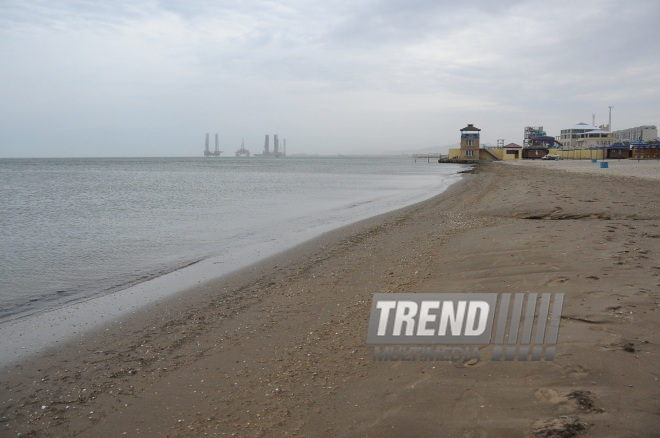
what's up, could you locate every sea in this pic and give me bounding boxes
[0,156,465,325]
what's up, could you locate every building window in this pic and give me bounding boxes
[466,139,475,146]
[466,150,475,157]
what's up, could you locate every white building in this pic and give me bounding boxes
[558,122,600,148]
[611,125,658,143]
[575,129,616,149]
[557,122,619,149]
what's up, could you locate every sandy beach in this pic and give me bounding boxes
[504,158,660,180]
[1,160,658,437]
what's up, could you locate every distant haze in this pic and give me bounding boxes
[1,0,658,157]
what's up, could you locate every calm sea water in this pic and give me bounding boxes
[0,156,464,322]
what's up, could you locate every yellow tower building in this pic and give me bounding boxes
[447,123,503,160]
[460,124,481,159]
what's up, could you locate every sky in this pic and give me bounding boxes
[1,0,659,157]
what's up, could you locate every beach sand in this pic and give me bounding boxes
[1,161,658,437]
[504,157,660,180]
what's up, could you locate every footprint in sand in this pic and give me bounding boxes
[561,364,590,379]
[452,388,486,420]
[535,388,602,414]
[372,405,403,424]
[633,288,652,297]
[383,391,399,403]
[364,392,403,431]
[535,388,578,413]
[544,276,570,286]
[535,388,564,403]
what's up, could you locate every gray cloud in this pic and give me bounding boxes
[0,0,658,157]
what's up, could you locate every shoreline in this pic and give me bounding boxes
[0,166,468,369]
[1,162,658,437]
[0,156,464,331]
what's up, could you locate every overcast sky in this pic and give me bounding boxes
[1,0,658,157]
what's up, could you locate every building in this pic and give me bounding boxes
[557,122,600,148]
[611,125,658,143]
[446,124,529,161]
[524,126,545,147]
[446,124,499,160]
[551,122,634,159]
[631,141,660,159]
[574,129,616,149]
[460,123,480,158]
[502,143,523,160]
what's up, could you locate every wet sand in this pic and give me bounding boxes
[1,161,658,437]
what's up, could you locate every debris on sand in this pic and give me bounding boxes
[532,416,589,437]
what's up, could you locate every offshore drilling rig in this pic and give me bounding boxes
[255,134,286,157]
[203,133,222,157]
[235,139,250,157]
